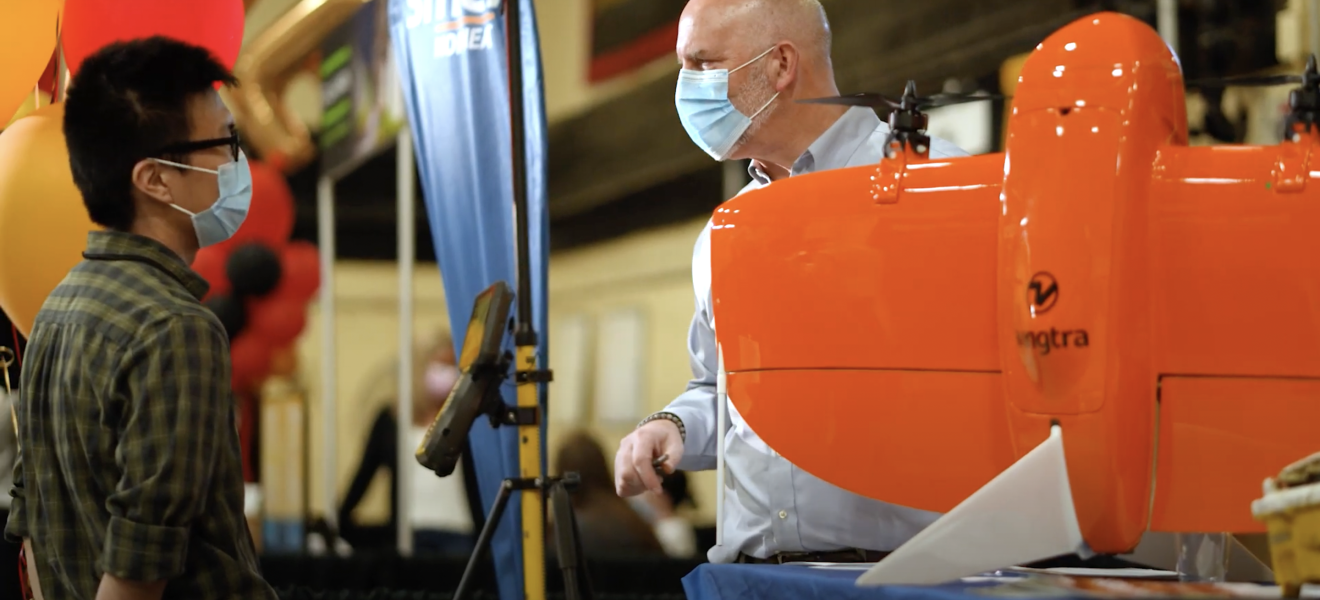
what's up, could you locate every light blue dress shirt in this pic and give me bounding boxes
[661,106,970,563]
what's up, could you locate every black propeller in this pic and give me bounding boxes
[797,81,1007,158]
[1185,55,1318,90]
[1185,73,1302,88]
[1185,55,1320,139]
[799,82,1007,110]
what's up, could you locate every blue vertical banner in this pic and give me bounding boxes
[387,1,549,600]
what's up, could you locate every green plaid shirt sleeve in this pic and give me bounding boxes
[99,312,230,582]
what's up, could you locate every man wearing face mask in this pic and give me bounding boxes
[338,330,478,556]
[614,0,969,565]
[4,38,275,600]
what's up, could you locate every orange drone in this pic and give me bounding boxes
[710,10,1320,568]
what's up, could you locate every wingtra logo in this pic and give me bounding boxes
[404,0,502,58]
[1016,272,1090,355]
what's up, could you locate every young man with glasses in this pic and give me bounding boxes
[4,37,275,600]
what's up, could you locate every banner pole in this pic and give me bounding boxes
[505,1,545,600]
[317,176,339,537]
[396,128,417,557]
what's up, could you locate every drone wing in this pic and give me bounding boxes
[1149,142,1320,533]
[710,153,1013,513]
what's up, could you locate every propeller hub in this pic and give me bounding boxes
[890,109,928,133]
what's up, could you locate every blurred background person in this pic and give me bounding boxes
[338,330,477,555]
[552,430,665,561]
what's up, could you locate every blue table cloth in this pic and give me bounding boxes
[680,564,1080,600]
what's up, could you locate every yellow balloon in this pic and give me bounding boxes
[0,103,98,335]
[0,0,64,132]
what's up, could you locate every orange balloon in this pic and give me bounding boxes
[0,103,98,335]
[0,1,64,129]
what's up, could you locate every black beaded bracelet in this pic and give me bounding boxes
[637,411,686,443]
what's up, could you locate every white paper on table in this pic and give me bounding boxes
[858,424,1085,586]
[1006,567,1178,579]
[805,563,877,571]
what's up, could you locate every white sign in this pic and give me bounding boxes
[549,314,592,425]
[593,307,647,426]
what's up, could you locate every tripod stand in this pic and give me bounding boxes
[454,472,593,600]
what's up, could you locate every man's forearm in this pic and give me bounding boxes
[663,388,719,471]
[95,573,166,600]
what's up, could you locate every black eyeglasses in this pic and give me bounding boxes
[154,131,241,162]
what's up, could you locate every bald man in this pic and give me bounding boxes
[614,0,969,565]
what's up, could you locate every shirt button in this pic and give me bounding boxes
[779,510,788,519]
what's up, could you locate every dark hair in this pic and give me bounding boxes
[555,430,615,497]
[63,36,237,231]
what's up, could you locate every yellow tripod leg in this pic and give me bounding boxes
[517,343,545,600]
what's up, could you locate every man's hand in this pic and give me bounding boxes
[615,420,684,497]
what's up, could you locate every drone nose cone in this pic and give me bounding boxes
[1026,11,1175,72]
[1013,11,1184,113]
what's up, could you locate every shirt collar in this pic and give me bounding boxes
[748,107,882,185]
[81,231,210,300]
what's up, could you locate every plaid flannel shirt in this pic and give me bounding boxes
[5,231,275,599]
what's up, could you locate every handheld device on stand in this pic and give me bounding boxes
[413,4,582,599]
[415,282,592,600]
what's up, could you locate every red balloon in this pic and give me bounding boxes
[274,241,320,303]
[246,296,307,347]
[190,245,231,299]
[229,332,272,393]
[62,0,245,76]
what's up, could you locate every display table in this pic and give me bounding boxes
[681,564,1021,600]
[678,563,1292,600]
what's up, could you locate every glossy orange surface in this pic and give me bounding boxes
[1153,377,1320,533]
[709,11,1320,555]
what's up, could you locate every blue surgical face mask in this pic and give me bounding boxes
[675,46,781,161]
[153,151,253,248]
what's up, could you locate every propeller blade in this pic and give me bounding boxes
[1186,74,1302,88]
[797,92,902,108]
[902,81,919,99]
[917,93,1010,109]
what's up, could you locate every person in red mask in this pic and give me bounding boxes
[338,330,479,555]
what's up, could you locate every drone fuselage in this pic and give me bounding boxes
[710,12,1320,555]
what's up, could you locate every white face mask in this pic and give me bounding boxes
[152,150,253,248]
[674,46,781,160]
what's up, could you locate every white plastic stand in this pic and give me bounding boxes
[716,344,727,547]
[1123,531,1273,583]
[858,424,1086,586]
